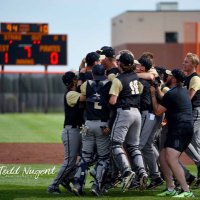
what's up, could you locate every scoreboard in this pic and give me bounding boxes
[0,23,67,65]
[0,33,67,65]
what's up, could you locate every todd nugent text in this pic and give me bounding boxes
[0,165,56,179]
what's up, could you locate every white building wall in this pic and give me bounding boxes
[112,11,200,46]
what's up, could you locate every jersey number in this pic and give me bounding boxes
[129,80,139,95]
[94,102,102,109]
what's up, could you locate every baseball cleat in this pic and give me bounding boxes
[47,186,61,194]
[122,170,135,191]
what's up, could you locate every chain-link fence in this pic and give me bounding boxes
[0,72,66,113]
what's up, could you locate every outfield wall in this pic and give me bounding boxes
[0,71,65,113]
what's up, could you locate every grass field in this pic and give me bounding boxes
[0,164,199,200]
[0,113,63,143]
[0,114,200,199]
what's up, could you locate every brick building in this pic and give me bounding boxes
[111,2,200,69]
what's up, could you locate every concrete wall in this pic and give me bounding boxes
[112,11,200,46]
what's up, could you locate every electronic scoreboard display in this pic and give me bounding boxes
[0,33,67,65]
[0,23,48,34]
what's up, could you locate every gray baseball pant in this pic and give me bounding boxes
[186,107,200,169]
[74,120,110,187]
[139,111,162,179]
[51,125,81,187]
[111,108,146,176]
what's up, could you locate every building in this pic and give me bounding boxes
[111,2,200,69]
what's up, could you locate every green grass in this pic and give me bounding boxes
[1,164,199,200]
[0,164,199,200]
[0,113,64,143]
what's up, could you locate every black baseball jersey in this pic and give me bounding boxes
[139,78,152,112]
[86,79,111,121]
[110,71,140,109]
[63,91,84,128]
[84,71,93,81]
[161,85,193,133]
[106,67,120,76]
[184,72,200,108]
[79,71,93,82]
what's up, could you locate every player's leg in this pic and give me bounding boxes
[185,107,200,183]
[86,121,110,196]
[110,108,135,191]
[166,148,189,192]
[73,121,95,195]
[157,149,176,197]
[48,126,81,194]
[125,109,148,190]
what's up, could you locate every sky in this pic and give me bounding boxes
[1,0,200,72]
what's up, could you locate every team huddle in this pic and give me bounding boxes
[47,46,200,198]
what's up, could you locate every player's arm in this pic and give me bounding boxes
[189,89,196,100]
[150,86,167,116]
[156,87,164,99]
[66,91,85,107]
[77,67,87,89]
[137,67,158,80]
[107,73,118,81]
[188,76,200,100]
[79,94,86,102]
[137,72,154,81]
[80,81,87,96]
[79,57,86,70]
[157,85,170,99]
[109,95,118,105]
[79,81,87,102]
[109,78,122,105]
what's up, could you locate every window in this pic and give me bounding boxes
[165,32,178,43]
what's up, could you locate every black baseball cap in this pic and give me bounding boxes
[119,53,134,66]
[85,52,100,66]
[171,69,186,83]
[97,46,115,58]
[92,64,106,80]
[62,71,77,86]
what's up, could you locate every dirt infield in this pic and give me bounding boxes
[0,143,64,164]
[0,143,194,164]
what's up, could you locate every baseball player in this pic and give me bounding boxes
[183,52,200,186]
[72,64,111,196]
[136,56,164,189]
[96,46,123,191]
[47,71,85,194]
[109,52,148,191]
[77,52,101,89]
[116,49,141,69]
[98,46,120,81]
